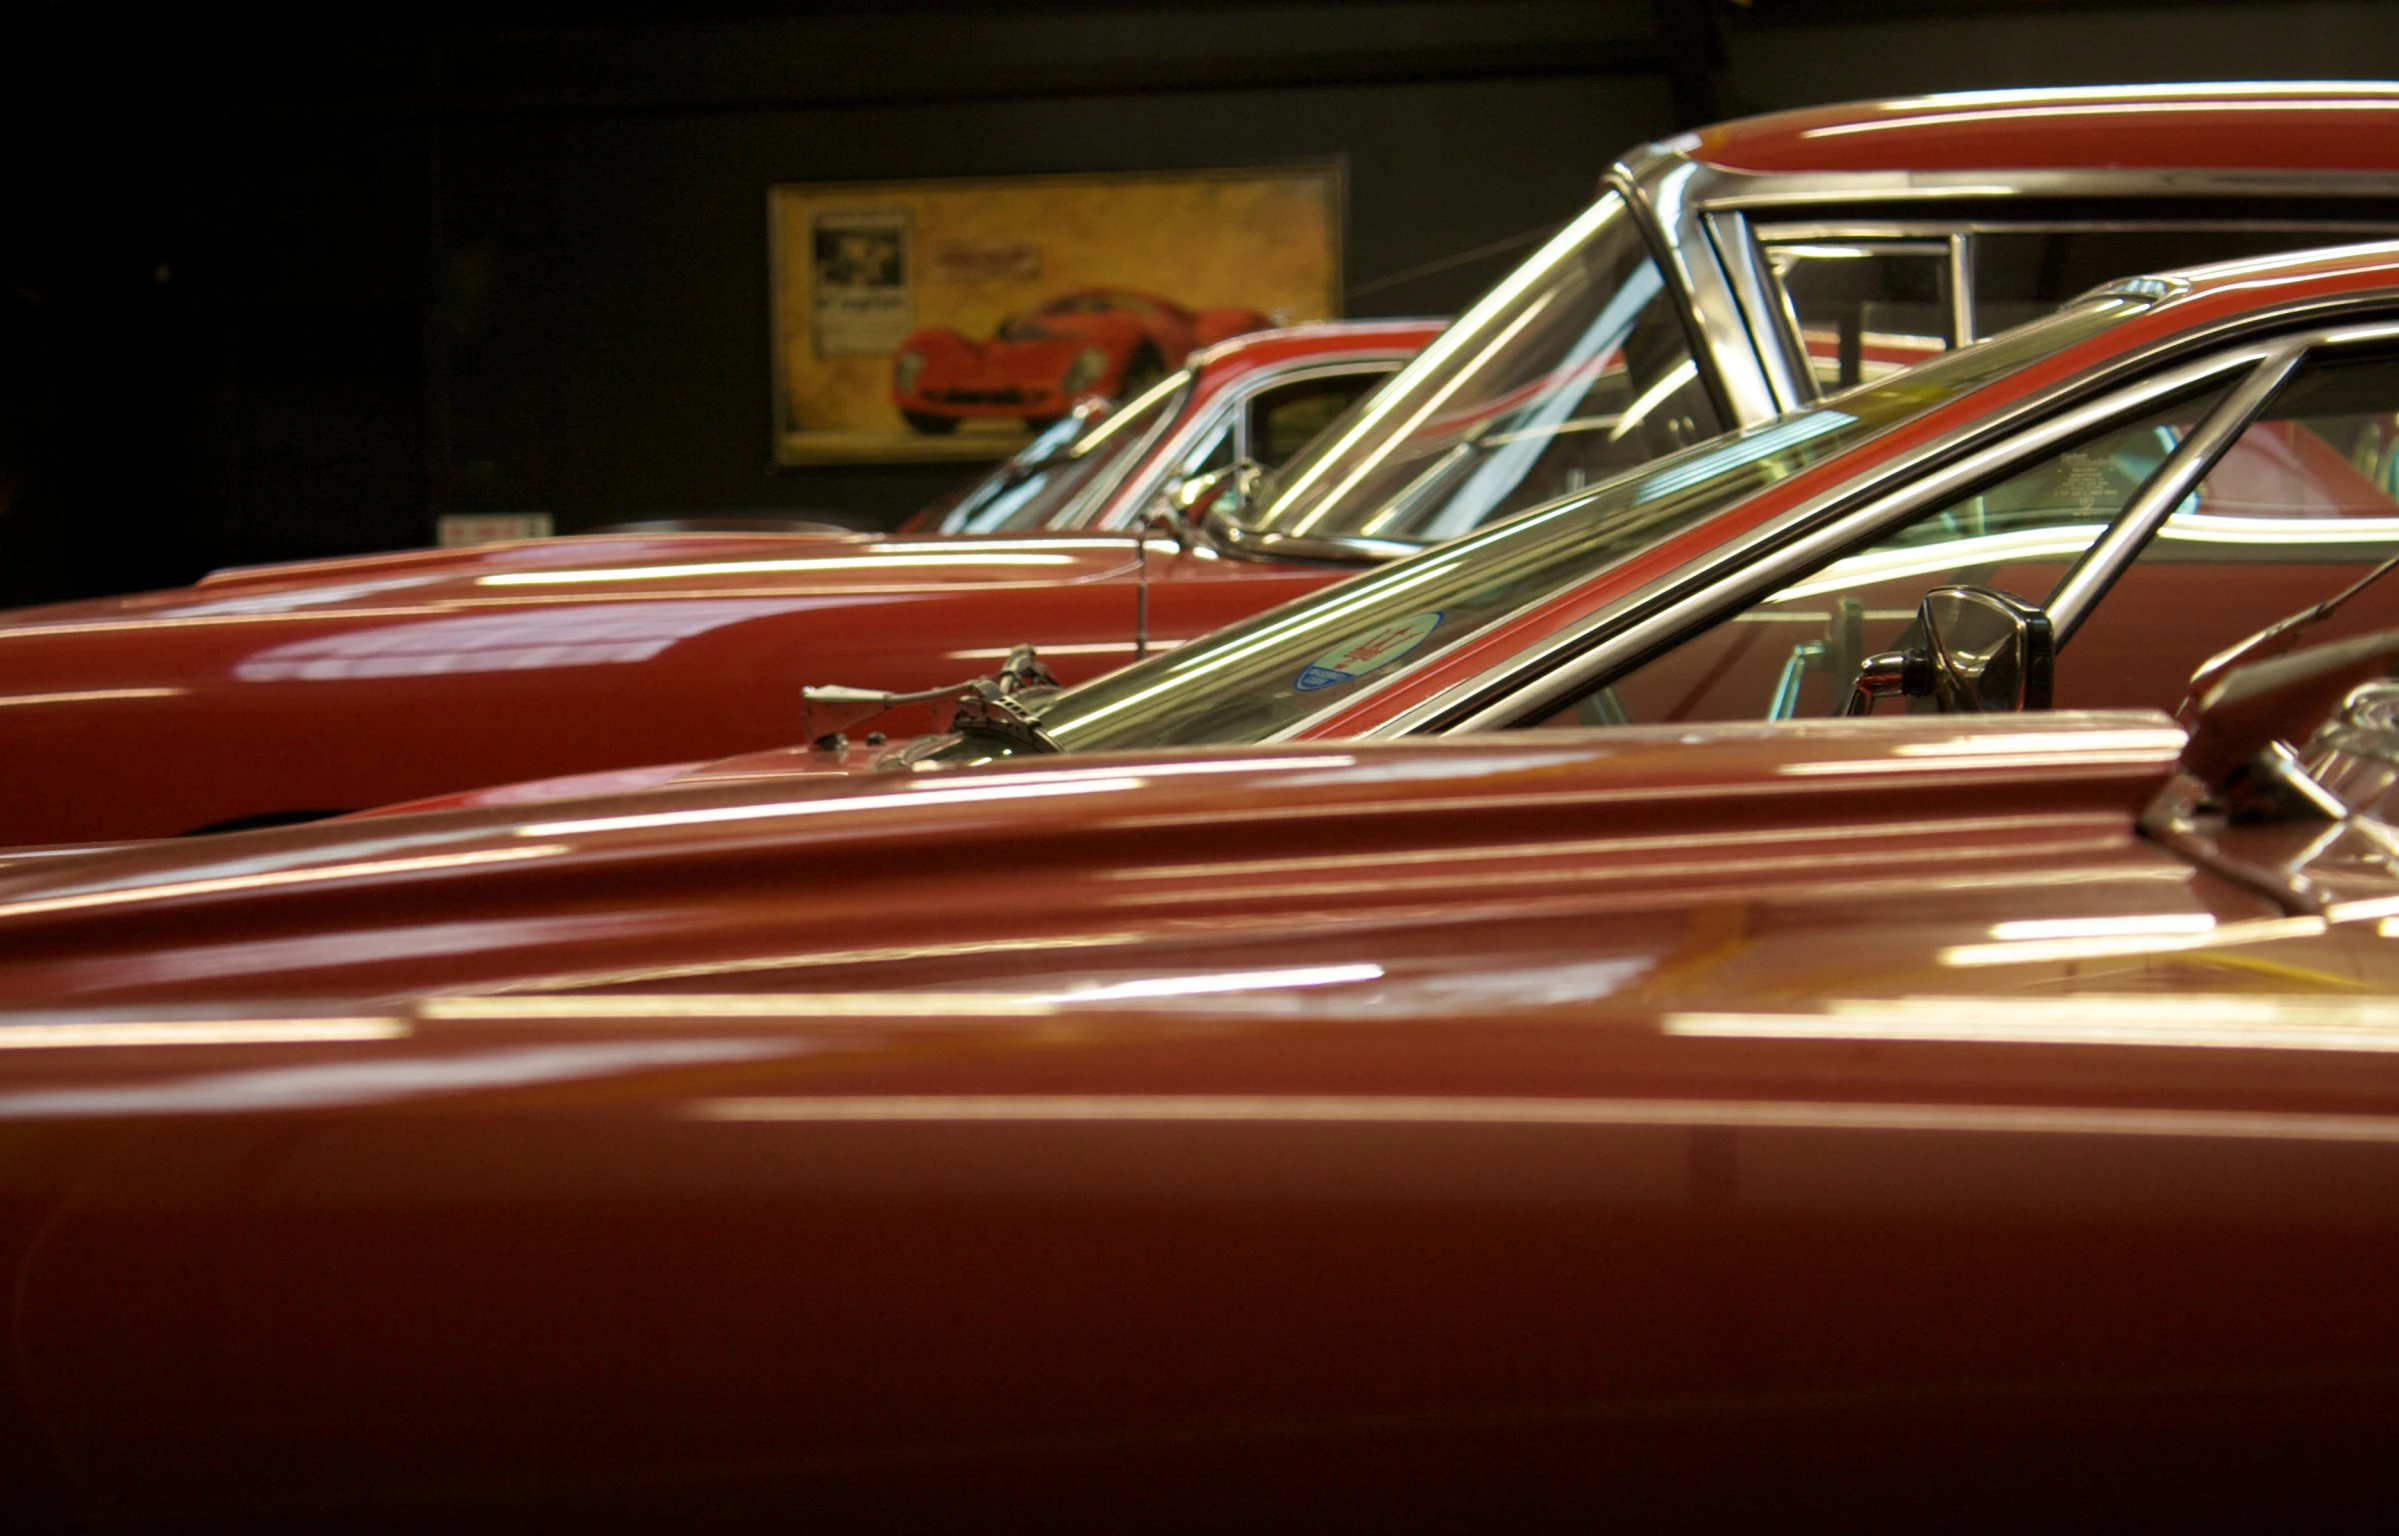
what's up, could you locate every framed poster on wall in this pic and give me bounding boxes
[768,165,1343,464]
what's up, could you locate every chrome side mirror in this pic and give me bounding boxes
[1844,586,2054,717]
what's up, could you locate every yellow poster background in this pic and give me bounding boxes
[770,166,1341,464]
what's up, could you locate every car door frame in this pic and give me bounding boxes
[1331,297,2399,738]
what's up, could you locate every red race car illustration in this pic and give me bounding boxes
[892,288,1275,433]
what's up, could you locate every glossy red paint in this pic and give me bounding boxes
[0,321,1440,844]
[422,237,2399,818]
[1694,83,2399,175]
[0,711,2271,1005]
[0,711,2397,1524]
[17,79,2399,842]
[895,287,1273,429]
[0,532,1353,843]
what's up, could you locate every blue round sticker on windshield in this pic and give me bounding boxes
[1294,610,1444,692]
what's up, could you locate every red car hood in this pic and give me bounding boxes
[0,532,1145,631]
[358,740,883,819]
[0,711,2227,1008]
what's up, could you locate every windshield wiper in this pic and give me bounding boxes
[2177,554,2399,724]
[1201,509,1425,566]
[802,643,1061,754]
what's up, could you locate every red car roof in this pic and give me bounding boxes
[1691,82,2399,176]
[1187,317,1448,376]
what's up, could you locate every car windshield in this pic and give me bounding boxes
[928,372,1191,534]
[987,293,2151,755]
[1237,188,1725,548]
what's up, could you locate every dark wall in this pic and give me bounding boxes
[436,67,1675,535]
[6,0,2397,604]
[3,0,1676,602]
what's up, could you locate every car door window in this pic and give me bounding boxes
[1765,241,1954,391]
[1972,229,2399,339]
[1761,226,2399,397]
[2061,349,2399,710]
[1244,370,1390,468]
[1536,380,2235,727]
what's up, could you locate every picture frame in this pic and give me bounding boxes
[768,164,1344,465]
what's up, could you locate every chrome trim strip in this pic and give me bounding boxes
[1412,350,2275,737]
[2318,320,2399,346]
[2045,342,2306,641]
[1205,518,1421,565]
[1949,231,1975,345]
[1707,209,1812,413]
[1694,166,2399,209]
[1752,218,2399,241]
[1313,288,2399,741]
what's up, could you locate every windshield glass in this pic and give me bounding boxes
[929,372,1191,534]
[1241,189,1724,548]
[996,294,2151,754]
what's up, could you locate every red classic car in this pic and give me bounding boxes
[409,234,2399,825]
[8,83,2399,847]
[0,634,2397,1524]
[893,287,1276,433]
[0,321,1432,845]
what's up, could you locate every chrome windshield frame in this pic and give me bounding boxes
[1615,147,1786,430]
[1216,172,1754,558]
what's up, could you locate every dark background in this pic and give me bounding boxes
[5,0,2398,604]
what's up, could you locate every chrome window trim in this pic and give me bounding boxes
[1704,209,1812,414]
[1617,151,1785,427]
[1751,218,2399,241]
[1281,289,2399,743]
[1748,218,2399,389]
[1083,350,1417,531]
[1412,349,2278,737]
[1693,165,2399,211]
[2045,341,2307,640]
[2044,317,2399,635]
[2314,320,2399,347]
[1746,234,1957,397]
[1948,232,1975,347]
[1419,315,2399,736]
